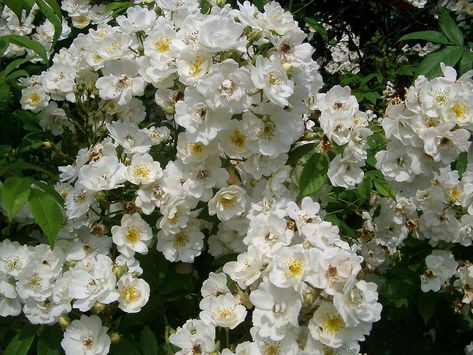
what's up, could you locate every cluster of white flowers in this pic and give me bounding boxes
[325,31,361,75]
[0,237,150,322]
[60,0,112,29]
[442,0,473,22]
[312,85,374,189]
[400,42,441,59]
[357,64,473,309]
[171,196,382,354]
[406,0,428,8]
[13,0,385,353]
[0,4,71,59]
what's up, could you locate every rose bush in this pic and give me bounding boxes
[0,0,472,354]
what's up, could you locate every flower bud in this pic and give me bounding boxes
[110,332,121,343]
[175,262,193,274]
[282,62,293,75]
[59,314,71,328]
[43,141,53,149]
[93,302,106,313]
[303,291,316,305]
[247,29,263,43]
[162,106,175,115]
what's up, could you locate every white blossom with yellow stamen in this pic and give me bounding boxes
[117,274,150,313]
[126,153,163,186]
[111,213,153,258]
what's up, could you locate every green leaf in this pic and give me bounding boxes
[305,17,328,42]
[356,176,372,202]
[253,0,268,11]
[298,152,328,197]
[4,0,24,21]
[23,0,37,16]
[41,0,63,18]
[29,188,63,246]
[417,292,436,324]
[0,38,9,57]
[325,214,356,237]
[416,46,464,79]
[364,91,381,104]
[0,176,33,221]
[37,325,62,355]
[4,327,36,355]
[110,338,141,355]
[459,51,473,76]
[0,35,49,64]
[33,180,64,205]
[398,30,448,44]
[14,110,41,132]
[438,8,464,46]
[140,326,158,355]
[0,81,11,103]
[455,152,468,177]
[1,159,58,178]
[35,0,63,46]
[287,143,315,166]
[373,177,396,199]
[5,69,29,82]
[3,57,33,78]
[105,2,133,14]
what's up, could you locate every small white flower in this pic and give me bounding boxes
[126,153,163,186]
[200,293,247,329]
[112,213,153,257]
[96,60,146,105]
[21,86,49,112]
[250,280,301,341]
[61,315,111,355]
[223,246,263,289]
[78,155,127,191]
[117,274,150,313]
[157,225,204,262]
[169,319,216,355]
[208,185,248,222]
[251,55,294,107]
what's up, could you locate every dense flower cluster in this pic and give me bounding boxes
[9,0,386,353]
[171,196,382,354]
[0,5,71,59]
[323,26,361,75]
[361,64,473,307]
[0,236,150,319]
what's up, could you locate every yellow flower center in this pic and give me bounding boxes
[450,186,462,202]
[322,314,345,333]
[258,121,276,140]
[452,102,466,119]
[173,231,189,248]
[219,193,237,209]
[29,92,41,105]
[73,191,86,203]
[125,226,141,244]
[5,256,20,271]
[287,258,303,277]
[218,307,233,320]
[189,142,204,154]
[155,38,170,53]
[133,165,151,179]
[190,56,205,76]
[267,72,281,85]
[27,274,42,289]
[230,130,246,149]
[121,284,141,303]
[82,336,94,349]
[264,344,280,355]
